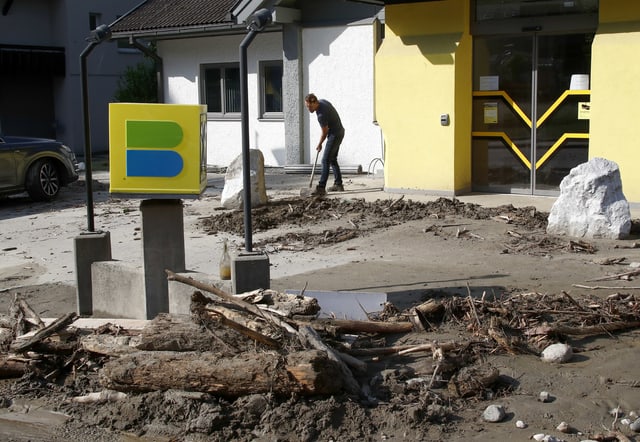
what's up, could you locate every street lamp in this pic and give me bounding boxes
[80,24,111,232]
[239,9,272,252]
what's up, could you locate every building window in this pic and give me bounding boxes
[89,13,101,30]
[202,64,241,117]
[260,61,283,118]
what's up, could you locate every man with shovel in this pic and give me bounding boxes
[304,93,345,196]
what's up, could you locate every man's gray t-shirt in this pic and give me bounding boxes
[316,99,344,135]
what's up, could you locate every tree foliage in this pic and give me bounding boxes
[114,58,158,103]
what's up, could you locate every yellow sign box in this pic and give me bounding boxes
[109,103,207,198]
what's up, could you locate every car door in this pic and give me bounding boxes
[0,138,18,190]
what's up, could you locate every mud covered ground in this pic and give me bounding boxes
[2,175,640,442]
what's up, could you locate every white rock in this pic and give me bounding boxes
[482,404,506,422]
[220,149,268,210]
[556,421,570,433]
[630,410,639,419]
[547,157,631,239]
[516,420,527,429]
[621,418,631,425]
[532,434,546,441]
[630,417,640,432]
[538,391,552,402]
[541,343,573,363]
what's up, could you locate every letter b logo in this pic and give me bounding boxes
[126,120,184,177]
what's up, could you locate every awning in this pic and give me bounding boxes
[0,44,65,76]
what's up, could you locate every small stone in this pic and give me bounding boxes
[621,418,631,425]
[629,410,638,419]
[541,343,573,363]
[516,420,527,429]
[532,434,546,441]
[556,421,570,433]
[482,404,506,422]
[630,418,640,432]
[538,391,552,403]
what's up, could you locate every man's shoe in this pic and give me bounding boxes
[328,184,344,192]
[311,186,326,196]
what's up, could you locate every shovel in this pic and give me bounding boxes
[300,150,320,197]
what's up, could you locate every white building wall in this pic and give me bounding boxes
[303,24,383,173]
[160,32,286,168]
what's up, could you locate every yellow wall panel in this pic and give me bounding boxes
[590,27,640,202]
[376,0,470,194]
[600,0,640,23]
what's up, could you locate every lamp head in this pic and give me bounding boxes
[248,8,272,32]
[86,24,112,43]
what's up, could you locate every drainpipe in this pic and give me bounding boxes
[239,9,273,252]
[130,38,164,103]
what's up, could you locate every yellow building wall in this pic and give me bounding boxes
[376,0,471,194]
[591,2,640,202]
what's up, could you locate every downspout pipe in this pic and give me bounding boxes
[130,38,164,103]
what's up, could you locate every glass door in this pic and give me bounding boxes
[472,33,592,195]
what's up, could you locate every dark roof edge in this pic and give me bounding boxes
[109,23,264,41]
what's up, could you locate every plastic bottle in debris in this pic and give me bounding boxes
[219,239,231,280]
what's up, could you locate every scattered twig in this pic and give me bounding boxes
[586,268,640,282]
[572,284,640,290]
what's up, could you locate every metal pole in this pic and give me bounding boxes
[240,30,258,252]
[80,42,97,233]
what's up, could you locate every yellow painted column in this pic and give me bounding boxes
[590,2,640,202]
[375,0,471,195]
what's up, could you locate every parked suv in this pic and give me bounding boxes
[0,135,79,201]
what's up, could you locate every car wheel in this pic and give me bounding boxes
[26,159,61,201]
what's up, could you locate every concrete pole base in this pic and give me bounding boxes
[141,199,186,319]
[74,231,112,316]
[231,252,270,294]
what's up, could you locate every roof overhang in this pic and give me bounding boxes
[109,23,249,41]
[347,0,443,4]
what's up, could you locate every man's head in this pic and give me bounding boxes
[305,93,319,113]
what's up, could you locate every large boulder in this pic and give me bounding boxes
[546,157,631,239]
[221,149,268,210]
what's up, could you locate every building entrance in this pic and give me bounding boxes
[472,32,593,195]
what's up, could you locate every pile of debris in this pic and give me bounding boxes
[1,269,639,440]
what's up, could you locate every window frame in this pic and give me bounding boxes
[200,63,242,120]
[259,60,284,120]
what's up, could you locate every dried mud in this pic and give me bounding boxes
[2,192,640,442]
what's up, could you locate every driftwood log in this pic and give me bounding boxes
[0,357,37,378]
[10,312,77,353]
[100,349,346,397]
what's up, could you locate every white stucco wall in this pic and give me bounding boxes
[160,32,285,167]
[159,23,382,171]
[303,24,383,173]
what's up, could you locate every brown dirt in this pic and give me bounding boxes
[2,176,640,442]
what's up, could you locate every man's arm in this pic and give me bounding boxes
[316,125,329,151]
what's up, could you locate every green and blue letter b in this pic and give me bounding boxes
[126,120,184,177]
